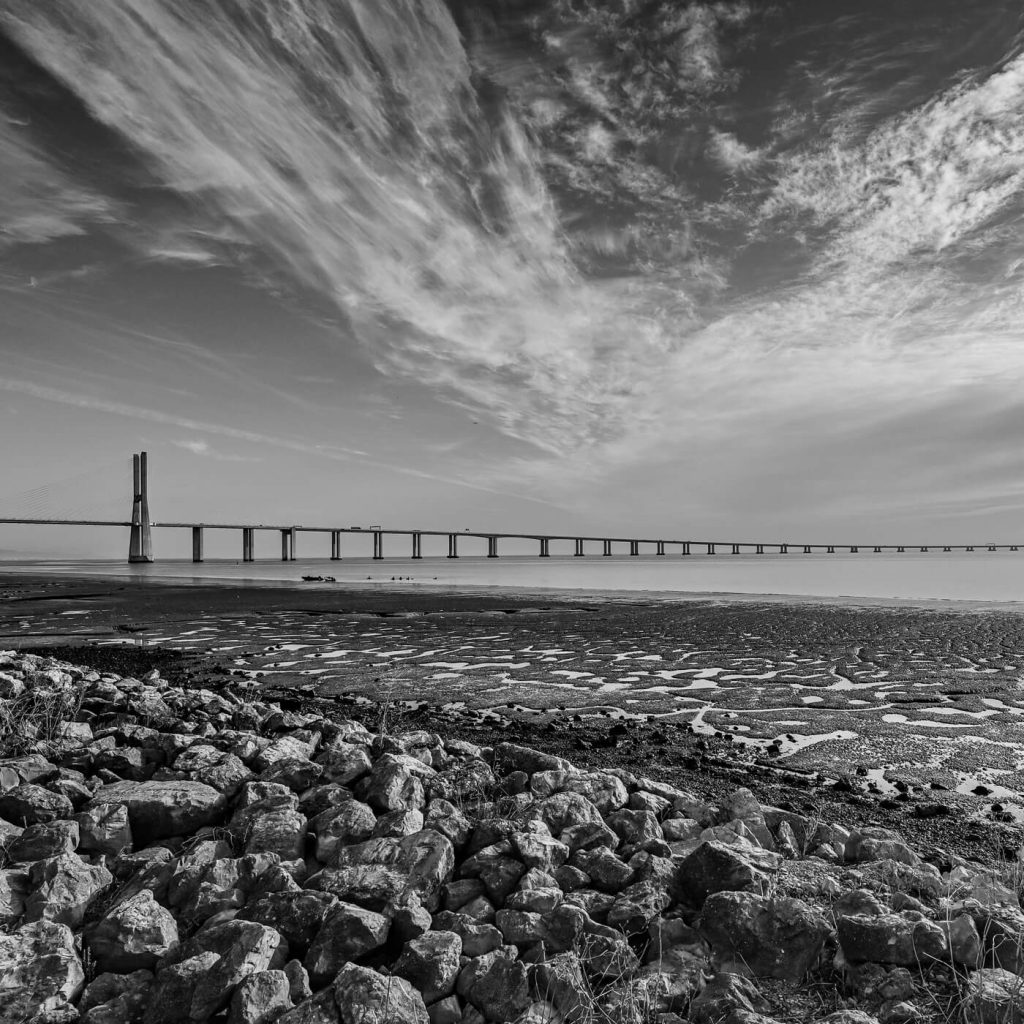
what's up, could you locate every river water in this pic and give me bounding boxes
[4,551,1024,605]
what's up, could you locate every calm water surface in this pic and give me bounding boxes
[4,552,1024,604]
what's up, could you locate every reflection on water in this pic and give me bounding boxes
[4,552,1024,604]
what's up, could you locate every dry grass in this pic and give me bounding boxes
[0,683,85,757]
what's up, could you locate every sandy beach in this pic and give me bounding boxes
[4,569,1024,856]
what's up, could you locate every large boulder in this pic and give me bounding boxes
[228,970,294,1024]
[0,783,73,826]
[304,902,390,986]
[393,931,462,1004]
[361,754,433,812]
[0,920,84,1022]
[76,803,133,858]
[24,853,113,928]
[700,891,832,980]
[240,891,338,958]
[88,781,227,844]
[675,839,782,908]
[964,969,1024,1024]
[333,963,428,1024]
[457,947,532,1022]
[837,911,948,967]
[87,888,179,972]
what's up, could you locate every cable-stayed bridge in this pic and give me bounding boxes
[0,451,1019,563]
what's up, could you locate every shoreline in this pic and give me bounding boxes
[3,566,1024,615]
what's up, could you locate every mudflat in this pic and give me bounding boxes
[3,570,1024,858]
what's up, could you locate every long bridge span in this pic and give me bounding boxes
[0,452,1019,564]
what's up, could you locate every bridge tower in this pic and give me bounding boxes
[128,451,153,563]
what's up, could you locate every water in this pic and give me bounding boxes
[4,551,1024,604]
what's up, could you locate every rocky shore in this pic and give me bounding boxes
[3,650,1024,1024]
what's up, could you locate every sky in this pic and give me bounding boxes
[2,0,1024,556]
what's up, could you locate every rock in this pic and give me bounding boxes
[276,990,339,1024]
[529,953,593,1024]
[25,853,113,928]
[675,840,782,908]
[0,866,30,926]
[316,741,372,786]
[511,833,568,872]
[228,970,294,1024]
[88,781,227,844]
[394,931,463,1003]
[431,913,503,957]
[0,783,73,826]
[284,960,312,1004]
[0,920,84,1022]
[79,969,153,1024]
[188,921,290,1021]
[605,809,663,849]
[424,799,472,849]
[76,803,133,858]
[173,745,251,795]
[333,963,428,1024]
[362,754,434,812]
[314,802,378,861]
[530,792,605,836]
[607,879,673,937]
[241,891,338,957]
[305,902,391,986]
[245,805,307,861]
[837,912,948,967]
[846,828,921,867]
[818,1014,882,1024]
[254,736,316,772]
[458,947,532,1022]
[570,847,632,892]
[143,951,221,1024]
[493,744,571,775]
[260,756,323,792]
[7,818,79,862]
[964,969,1024,1024]
[372,809,425,838]
[701,891,832,980]
[632,945,706,1014]
[427,995,463,1024]
[940,914,983,968]
[689,972,769,1024]
[87,888,179,972]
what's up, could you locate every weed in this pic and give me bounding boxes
[0,681,85,757]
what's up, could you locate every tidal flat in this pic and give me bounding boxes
[3,572,1024,857]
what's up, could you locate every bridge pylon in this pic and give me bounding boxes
[128,451,153,563]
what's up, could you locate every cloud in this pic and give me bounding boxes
[172,439,260,462]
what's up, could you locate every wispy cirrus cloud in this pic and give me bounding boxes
[172,439,260,462]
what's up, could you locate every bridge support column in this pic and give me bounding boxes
[780,544,788,554]
[243,528,254,562]
[656,541,665,556]
[629,541,639,556]
[850,546,858,553]
[1012,546,1019,552]
[540,538,550,557]
[707,543,715,555]
[682,542,690,556]
[873,546,881,553]
[488,537,498,558]
[988,545,997,552]
[603,540,612,556]
[827,545,835,553]
[411,532,422,559]
[331,531,341,560]
[756,544,764,554]
[128,451,154,564]
[920,546,929,552]
[731,544,740,555]
[280,529,291,561]
[191,526,203,563]
[803,545,812,554]
[447,534,458,558]
[574,539,584,557]
[373,531,384,560]
[965,546,973,552]
[897,546,905,552]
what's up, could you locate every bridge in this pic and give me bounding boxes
[0,451,1019,563]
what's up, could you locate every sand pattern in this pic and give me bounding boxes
[10,594,1024,798]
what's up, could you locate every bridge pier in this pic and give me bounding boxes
[827,546,835,553]
[803,546,811,554]
[603,540,612,556]
[411,532,422,559]
[447,534,458,558]
[243,528,254,562]
[873,546,881,553]
[373,531,384,560]
[965,546,973,552]
[128,451,153,563]
[780,544,788,554]
[707,543,715,555]
[280,529,295,561]
[574,539,584,557]
[682,542,690,556]
[656,541,665,556]
[191,526,203,563]
[897,546,905,552]
[629,541,639,556]
[988,545,997,552]
[756,544,764,554]
[920,546,929,552]
[488,537,499,558]
[731,544,740,554]
[850,546,858,553]
[331,531,342,560]
[539,538,550,557]
[1013,546,1019,552]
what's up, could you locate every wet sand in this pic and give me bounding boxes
[3,570,1024,847]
